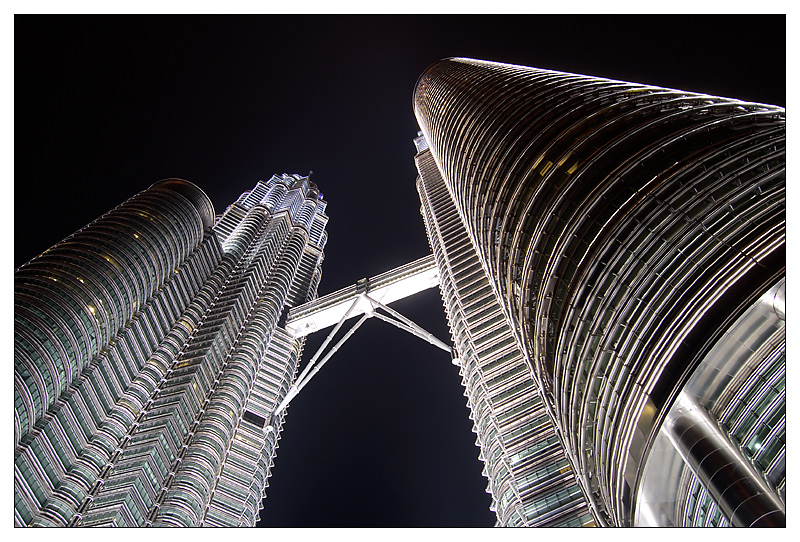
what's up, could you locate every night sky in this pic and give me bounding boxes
[14,15,785,527]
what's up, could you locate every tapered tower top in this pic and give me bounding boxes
[150,178,216,229]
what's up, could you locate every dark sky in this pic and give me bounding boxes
[15,15,785,527]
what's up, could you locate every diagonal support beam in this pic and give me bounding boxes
[366,295,451,353]
[273,285,453,417]
[274,297,366,416]
[285,255,439,337]
[293,296,360,389]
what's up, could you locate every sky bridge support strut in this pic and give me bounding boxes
[273,264,451,417]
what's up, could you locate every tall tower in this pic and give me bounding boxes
[14,174,328,526]
[415,134,593,526]
[413,58,785,527]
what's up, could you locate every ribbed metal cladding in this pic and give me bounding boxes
[14,179,213,448]
[637,278,786,527]
[14,174,328,527]
[416,141,594,527]
[414,58,785,525]
[664,396,784,527]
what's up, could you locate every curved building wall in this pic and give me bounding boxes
[16,234,224,526]
[76,174,327,527]
[15,174,328,527]
[14,180,214,448]
[414,58,785,525]
[637,279,785,527]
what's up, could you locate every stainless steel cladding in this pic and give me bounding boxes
[414,58,785,526]
[15,175,328,527]
[416,145,595,526]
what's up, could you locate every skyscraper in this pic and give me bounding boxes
[413,58,785,526]
[14,55,785,528]
[14,174,328,526]
[415,134,593,526]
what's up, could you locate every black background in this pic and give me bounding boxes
[15,15,785,527]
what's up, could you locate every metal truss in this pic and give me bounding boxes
[273,291,451,417]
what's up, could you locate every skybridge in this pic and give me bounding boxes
[274,254,453,417]
[285,254,441,338]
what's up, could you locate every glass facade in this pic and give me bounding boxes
[413,58,785,526]
[14,175,328,526]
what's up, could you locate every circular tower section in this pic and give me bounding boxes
[414,58,785,526]
[14,178,215,447]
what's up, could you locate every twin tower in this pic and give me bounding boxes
[15,58,785,527]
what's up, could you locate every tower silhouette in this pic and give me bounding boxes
[15,175,327,526]
[412,58,785,527]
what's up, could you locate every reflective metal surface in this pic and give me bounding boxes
[414,58,786,526]
[636,279,785,526]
